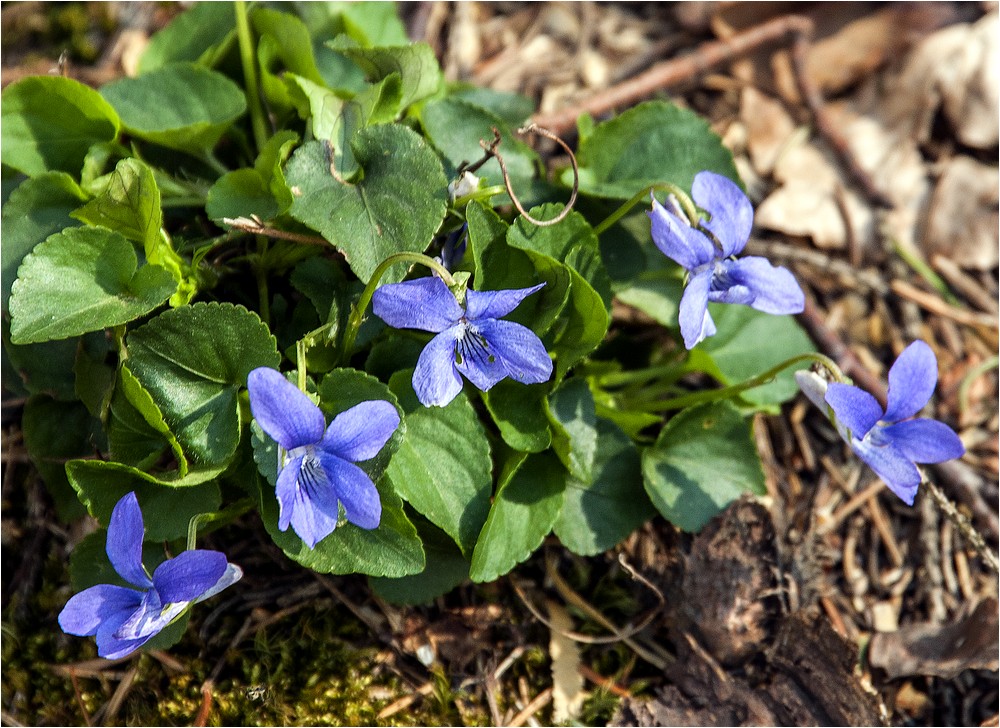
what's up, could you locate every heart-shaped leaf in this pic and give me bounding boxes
[554,419,654,556]
[338,43,442,110]
[100,63,246,154]
[286,125,447,283]
[1,172,86,308]
[384,388,492,556]
[138,2,236,74]
[9,227,176,344]
[567,101,740,200]
[641,401,765,532]
[1,76,120,177]
[66,459,223,541]
[125,302,280,466]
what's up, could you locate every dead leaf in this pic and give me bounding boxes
[925,155,1000,270]
[741,87,796,177]
[547,599,585,723]
[868,597,1000,680]
[883,12,999,149]
[754,129,873,250]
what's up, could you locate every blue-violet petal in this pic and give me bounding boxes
[248,368,325,451]
[321,401,400,463]
[884,340,938,422]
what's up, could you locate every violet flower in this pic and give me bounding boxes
[799,341,965,505]
[372,276,552,407]
[58,492,242,659]
[649,170,805,348]
[247,367,400,548]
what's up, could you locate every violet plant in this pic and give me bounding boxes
[58,492,241,659]
[797,341,965,505]
[1,0,970,661]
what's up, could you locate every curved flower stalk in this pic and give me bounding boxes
[58,492,242,659]
[372,276,553,407]
[796,341,965,505]
[247,367,400,548]
[649,170,805,349]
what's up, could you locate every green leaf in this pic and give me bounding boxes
[72,158,162,251]
[469,452,565,583]
[554,419,654,556]
[466,201,570,337]
[420,96,537,189]
[543,257,609,380]
[385,391,492,556]
[208,130,301,222]
[481,381,551,453]
[317,367,406,482]
[286,125,448,283]
[506,204,610,377]
[338,43,442,110]
[100,63,247,155]
[138,2,236,74]
[206,169,279,222]
[508,204,601,263]
[8,227,177,344]
[450,86,534,129]
[567,100,740,200]
[692,304,815,408]
[125,302,280,466]
[1,172,86,308]
[615,270,684,327]
[3,326,80,400]
[1,76,120,177]
[328,2,410,47]
[22,396,95,521]
[66,459,223,541]
[108,364,188,473]
[546,378,598,482]
[252,7,325,114]
[641,401,765,532]
[370,519,470,605]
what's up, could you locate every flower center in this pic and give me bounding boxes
[454,321,494,366]
[297,451,327,495]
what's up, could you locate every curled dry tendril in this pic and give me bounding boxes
[462,124,580,228]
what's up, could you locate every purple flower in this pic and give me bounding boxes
[247,367,400,548]
[58,492,242,659]
[648,170,805,348]
[810,341,965,505]
[372,276,553,407]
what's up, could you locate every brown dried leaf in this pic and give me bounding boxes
[868,598,1000,680]
[885,13,999,149]
[925,155,999,271]
[547,599,585,723]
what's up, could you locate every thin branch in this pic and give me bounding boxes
[221,216,329,247]
[477,125,580,227]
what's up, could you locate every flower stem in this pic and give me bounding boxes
[234,0,269,153]
[593,182,699,236]
[597,361,686,388]
[186,499,255,551]
[626,352,845,412]
[255,239,270,327]
[339,253,455,364]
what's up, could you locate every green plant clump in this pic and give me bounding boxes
[2,0,833,670]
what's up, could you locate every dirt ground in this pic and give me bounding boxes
[2,2,998,726]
